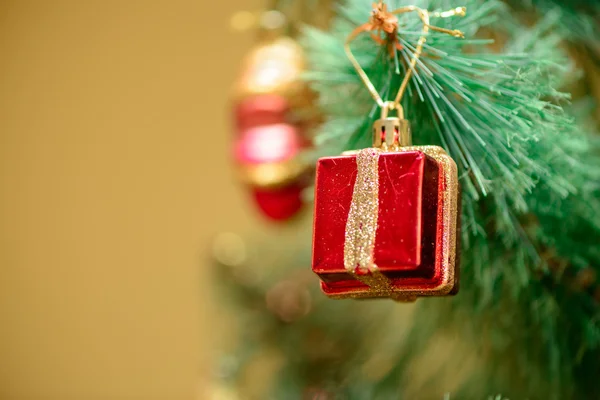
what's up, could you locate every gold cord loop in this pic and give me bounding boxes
[344,3,466,113]
[380,101,403,119]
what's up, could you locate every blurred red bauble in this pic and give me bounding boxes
[233,94,308,221]
[232,36,312,222]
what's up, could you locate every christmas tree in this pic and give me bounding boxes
[214,1,600,398]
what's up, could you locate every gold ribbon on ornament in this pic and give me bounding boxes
[343,148,381,273]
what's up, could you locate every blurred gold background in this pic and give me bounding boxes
[0,0,262,398]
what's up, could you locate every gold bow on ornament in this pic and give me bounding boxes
[345,3,466,113]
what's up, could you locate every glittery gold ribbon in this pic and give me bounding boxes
[344,148,381,273]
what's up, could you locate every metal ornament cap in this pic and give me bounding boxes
[372,117,411,149]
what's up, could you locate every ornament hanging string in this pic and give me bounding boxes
[344,3,466,118]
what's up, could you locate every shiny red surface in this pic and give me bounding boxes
[252,184,304,221]
[312,150,449,294]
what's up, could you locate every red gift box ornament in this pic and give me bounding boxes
[311,3,465,301]
[312,111,460,301]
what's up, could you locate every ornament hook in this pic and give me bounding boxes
[344,2,466,111]
[380,101,403,119]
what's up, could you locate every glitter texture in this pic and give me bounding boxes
[343,148,381,273]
